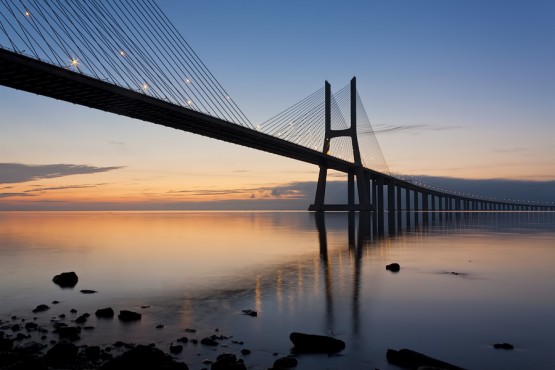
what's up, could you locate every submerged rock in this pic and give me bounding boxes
[95,308,115,318]
[493,343,514,350]
[241,309,257,317]
[273,355,298,369]
[99,345,188,370]
[80,289,97,294]
[118,310,142,322]
[386,348,465,370]
[55,326,81,341]
[200,337,218,346]
[169,344,183,354]
[211,353,246,370]
[386,263,401,272]
[52,272,78,288]
[32,304,50,313]
[44,341,79,366]
[289,332,345,353]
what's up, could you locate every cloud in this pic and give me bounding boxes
[24,184,108,193]
[0,163,124,184]
[109,141,125,146]
[0,192,35,198]
[368,124,462,135]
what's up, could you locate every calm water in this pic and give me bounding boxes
[1,211,555,369]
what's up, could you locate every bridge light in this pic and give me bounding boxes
[70,58,79,68]
[119,50,126,57]
[25,10,31,17]
[184,78,191,84]
[141,83,149,91]
[226,96,231,100]
[186,99,193,106]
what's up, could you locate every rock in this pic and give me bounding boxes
[156,324,164,329]
[55,326,81,341]
[15,333,30,341]
[75,314,88,324]
[70,309,78,314]
[241,309,257,317]
[118,310,142,322]
[80,289,97,294]
[32,304,50,313]
[141,305,151,309]
[83,345,102,361]
[493,343,514,350]
[84,326,95,330]
[24,322,38,331]
[44,341,79,366]
[99,345,188,370]
[176,336,189,343]
[15,341,46,355]
[240,348,251,355]
[96,307,115,318]
[170,344,183,354]
[0,336,14,351]
[11,324,21,332]
[386,263,401,272]
[289,332,345,353]
[386,348,465,370]
[211,353,246,370]
[52,300,60,304]
[273,355,298,369]
[200,337,219,346]
[52,272,78,288]
[184,328,196,333]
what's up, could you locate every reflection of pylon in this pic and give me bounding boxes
[309,77,371,211]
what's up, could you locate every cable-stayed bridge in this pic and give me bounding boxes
[1,0,553,219]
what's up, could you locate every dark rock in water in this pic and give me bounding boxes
[184,328,196,333]
[70,309,78,314]
[386,348,465,370]
[75,314,88,324]
[99,344,188,370]
[240,348,251,356]
[96,307,115,318]
[113,341,126,348]
[170,344,183,354]
[141,305,151,309]
[493,343,514,350]
[53,322,67,329]
[11,324,21,332]
[58,314,66,319]
[84,326,95,330]
[289,332,345,353]
[83,345,101,361]
[15,341,46,355]
[176,336,189,343]
[55,326,81,341]
[191,339,198,344]
[44,341,79,366]
[15,333,30,341]
[52,300,60,304]
[0,352,48,370]
[32,304,50,313]
[200,337,218,346]
[118,310,142,322]
[273,355,298,369]
[241,309,258,317]
[156,324,164,329]
[80,289,97,294]
[211,353,246,370]
[24,322,38,331]
[386,263,401,272]
[52,272,78,288]
[0,336,14,351]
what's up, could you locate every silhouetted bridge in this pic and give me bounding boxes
[1,0,553,218]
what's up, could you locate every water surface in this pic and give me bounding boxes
[1,211,554,369]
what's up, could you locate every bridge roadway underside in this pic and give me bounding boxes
[0,49,363,175]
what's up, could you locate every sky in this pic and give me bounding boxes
[1,0,554,210]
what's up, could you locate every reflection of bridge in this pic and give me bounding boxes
[1,0,553,217]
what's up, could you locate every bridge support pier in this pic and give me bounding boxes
[309,77,373,212]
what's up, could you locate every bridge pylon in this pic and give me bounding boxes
[309,77,372,212]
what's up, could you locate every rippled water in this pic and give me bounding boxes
[1,211,554,369]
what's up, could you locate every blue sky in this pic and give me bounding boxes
[1,0,554,209]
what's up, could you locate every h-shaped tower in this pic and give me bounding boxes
[309,77,372,211]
